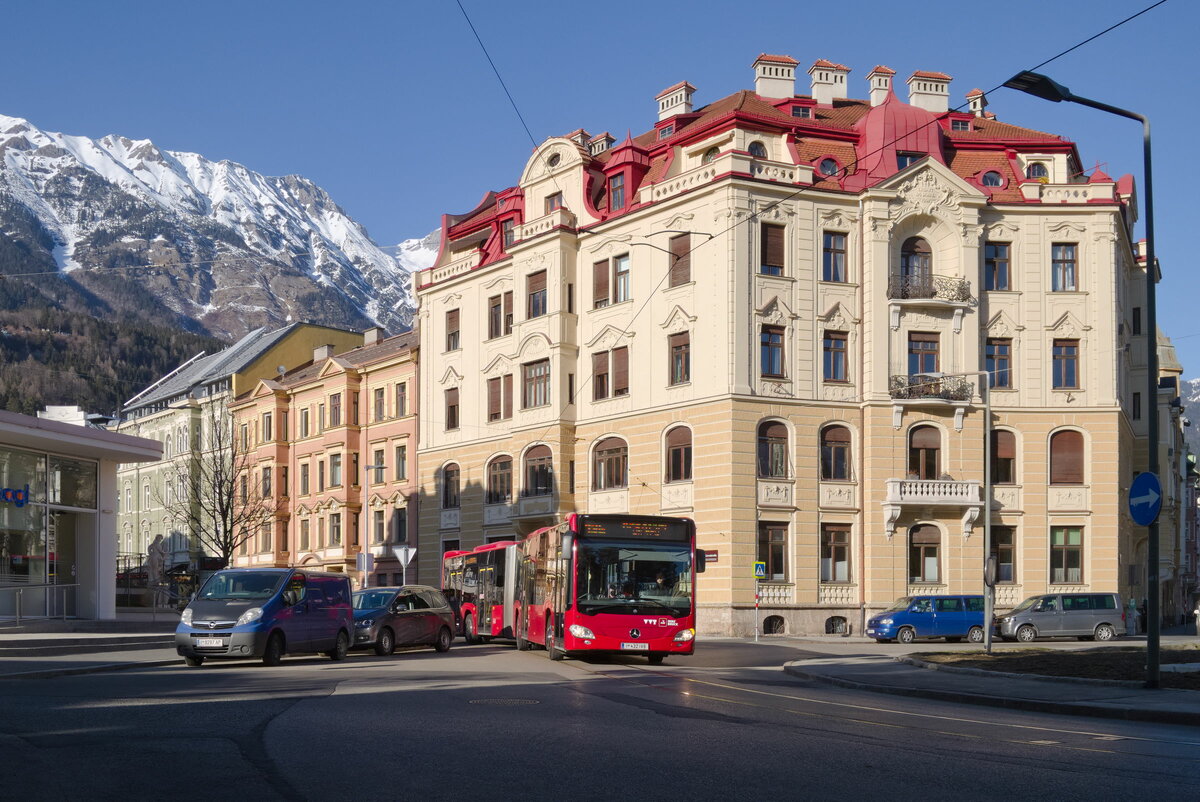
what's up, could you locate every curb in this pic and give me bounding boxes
[897,655,1147,688]
[0,658,181,681]
[782,659,1200,727]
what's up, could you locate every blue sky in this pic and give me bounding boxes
[4,1,1197,371]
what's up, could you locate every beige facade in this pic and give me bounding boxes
[415,55,1178,635]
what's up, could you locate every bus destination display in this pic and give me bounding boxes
[580,517,689,541]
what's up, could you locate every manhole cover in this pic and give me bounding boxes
[469,698,540,706]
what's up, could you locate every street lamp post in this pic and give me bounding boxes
[1005,71,1160,687]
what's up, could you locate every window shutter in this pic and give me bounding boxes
[592,351,609,380]
[502,373,513,418]
[669,331,689,350]
[525,444,551,461]
[993,430,1015,459]
[613,346,629,394]
[446,308,459,330]
[762,224,785,270]
[487,377,500,419]
[911,524,939,544]
[595,436,625,452]
[911,426,940,450]
[760,421,788,440]
[1050,431,1084,484]
[666,426,691,448]
[669,234,691,286]
[593,259,609,304]
[823,425,851,445]
[503,291,513,318]
[528,270,546,294]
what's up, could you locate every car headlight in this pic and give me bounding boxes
[356,618,374,628]
[1002,617,1013,623]
[236,607,263,626]
[181,607,193,625]
[880,618,893,625]
[673,628,695,643]
[568,624,595,639]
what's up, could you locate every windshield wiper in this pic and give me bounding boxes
[630,598,685,613]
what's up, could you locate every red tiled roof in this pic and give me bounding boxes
[965,88,985,98]
[755,53,798,66]
[910,70,952,81]
[656,81,696,99]
[945,151,1025,202]
[811,59,851,71]
[868,65,896,76]
[947,116,1061,141]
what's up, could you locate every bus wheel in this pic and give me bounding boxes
[463,613,478,645]
[647,655,665,665]
[545,620,564,661]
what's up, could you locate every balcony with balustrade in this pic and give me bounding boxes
[882,478,983,539]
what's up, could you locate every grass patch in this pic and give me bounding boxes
[920,646,1200,691]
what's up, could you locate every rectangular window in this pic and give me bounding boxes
[488,295,503,339]
[908,332,939,375]
[373,388,385,421]
[792,106,811,119]
[330,513,342,547]
[613,255,631,303]
[372,449,385,484]
[951,119,971,132]
[502,219,516,249]
[503,373,513,419]
[239,474,247,503]
[1050,526,1083,584]
[329,393,342,427]
[318,460,325,492]
[609,174,625,210]
[262,466,272,499]
[760,223,785,276]
[488,376,502,421]
[666,437,692,483]
[1132,307,1142,336]
[992,526,1015,584]
[373,509,386,544]
[351,392,359,425]
[395,444,407,482]
[760,326,785,378]
[986,338,1012,388]
[443,466,460,509]
[329,454,342,487]
[593,259,610,308]
[299,408,310,438]
[318,403,325,432]
[757,523,787,582]
[567,373,575,403]
[592,351,609,401]
[260,523,271,553]
[823,330,848,382]
[1051,243,1077,291]
[396,382,407,417]
[445,387,459,431]
[488,375,513,422]
[239,423,248,450]
[392,508,407,544]
[1132,392,1141,421]
[822,232,847,282]
[897,152,923,169]
[909,528,940,583]
[669,331,690,385]
[523,359,551,408]
[991,430,1015,484]
[1052,339,1079,389]
[262,412,273,442]
[487,459,512,504]
[545,192,563,214]
[820,525,850,583]
[669,234,691,287]
[446,308,460,351]
[985,242,1010,291]
[527,270,547,318]
[300,519,310,551]
[503,291,513,334]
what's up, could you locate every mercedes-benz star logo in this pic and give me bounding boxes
[629,628,641,639]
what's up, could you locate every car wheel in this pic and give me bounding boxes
[328,631,349,661]
[262,632,284,666]
[897,627,916,645]
[545,619,563,661]
[463,613,478,645]
[1016,624,1037,643]
[375,627,395,656]
[1094,623,1117,642]
[647,655,665,665]
[183,656,204,667]
[435,627,452,653]
[516,616,531,651]
[967,626,985,644]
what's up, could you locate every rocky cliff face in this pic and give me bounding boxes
[0,113,422,339]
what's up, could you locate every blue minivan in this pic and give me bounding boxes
[866,595,987,644]
[176,568,353,666]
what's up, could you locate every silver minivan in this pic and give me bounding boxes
[997,592,1125,642]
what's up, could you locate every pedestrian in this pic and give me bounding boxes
[1194,600,1200,637]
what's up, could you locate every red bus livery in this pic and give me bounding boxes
[515,513,705,664]
[442,542,520,643]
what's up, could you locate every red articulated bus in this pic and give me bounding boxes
[514,513,705,664]
[442,543,520,643]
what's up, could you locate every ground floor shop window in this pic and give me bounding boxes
[1050,526,1083,584]
[908,524,940,583]
[757,522,787,582]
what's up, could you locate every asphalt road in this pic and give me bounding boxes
[2,639,1197,801]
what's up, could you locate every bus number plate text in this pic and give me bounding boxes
[620,642,649,651]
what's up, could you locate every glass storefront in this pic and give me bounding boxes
[0,445,97,618]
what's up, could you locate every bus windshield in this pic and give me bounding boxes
[575,540,692,616]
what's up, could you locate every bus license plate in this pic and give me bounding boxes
[620,642,649,651]
[195,638,224,647]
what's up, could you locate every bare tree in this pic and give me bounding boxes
[157,398,275,568]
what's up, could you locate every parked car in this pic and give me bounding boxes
[866,595,987,644]
[352,585,454,655]
[997,592,1125,642]
[176,568,353,667]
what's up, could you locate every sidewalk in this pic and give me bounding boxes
[0,609,181,680]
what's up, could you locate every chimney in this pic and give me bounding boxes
[363,326,386,346]
[656,81,696,121]
[867,65,895,107]
[588,132,615,156]
[966,88,987,117]
[313,344,335,361]
[809,59,851,105]
[752,54,798,99]
[907,71,952,113]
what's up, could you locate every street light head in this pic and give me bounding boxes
[1004,71,1073,103]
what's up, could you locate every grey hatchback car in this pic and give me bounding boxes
[352,585,455,655]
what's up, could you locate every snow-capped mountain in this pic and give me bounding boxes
[0,113,416,338]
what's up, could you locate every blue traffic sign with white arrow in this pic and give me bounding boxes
[1128,472,1162,527]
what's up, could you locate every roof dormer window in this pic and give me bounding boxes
[951,119,971,132]
[748,141,768,159]
[701,146,720,164]
[1026,162,1049,180]
[792,106,811,119]
[897,152,924,169]
[982,171,1003,187]
[818,158,839,176]
[659,124,674,139]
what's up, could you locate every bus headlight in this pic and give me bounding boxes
[673,628,695,643]
[236,607,263,626]
[181,607,193,626]
[568,624,595,639]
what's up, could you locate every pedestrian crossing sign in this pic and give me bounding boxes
[753,561,767,579]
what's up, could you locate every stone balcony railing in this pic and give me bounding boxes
[883,478,983,538]
[640,151,814,205]
[887,273,972,302]
[514,492,556,519]
[888,374,974,402]
[1023,181,1115,203]
[417,248,480,288]
[757,583,795,605]
[517,207,577,241]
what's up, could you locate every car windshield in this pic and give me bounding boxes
[1011,596,1041,613]
[353,590,396,610]
[883,597,912,613]
[575,540,692,617]
[198,571,284,601]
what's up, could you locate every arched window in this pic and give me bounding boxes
[991,430,1016,484]
[820,426,852,480]
[441,463,460,509]
[748,140,768,159]
[486,457,512,504]
[593,437,628,490]
[701,146,720,164]
[819,157,839,176]
[900,237,932,282]
[908,426,940,480]
[1025,162,1048,180]
[665,427,692,483]
[524,445,554,497]
[909,524,940,583]
[981,170,1003,187]
[757,421,789,478]
[1049,430,1084,485]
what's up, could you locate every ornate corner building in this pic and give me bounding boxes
[414,54,1180,636]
